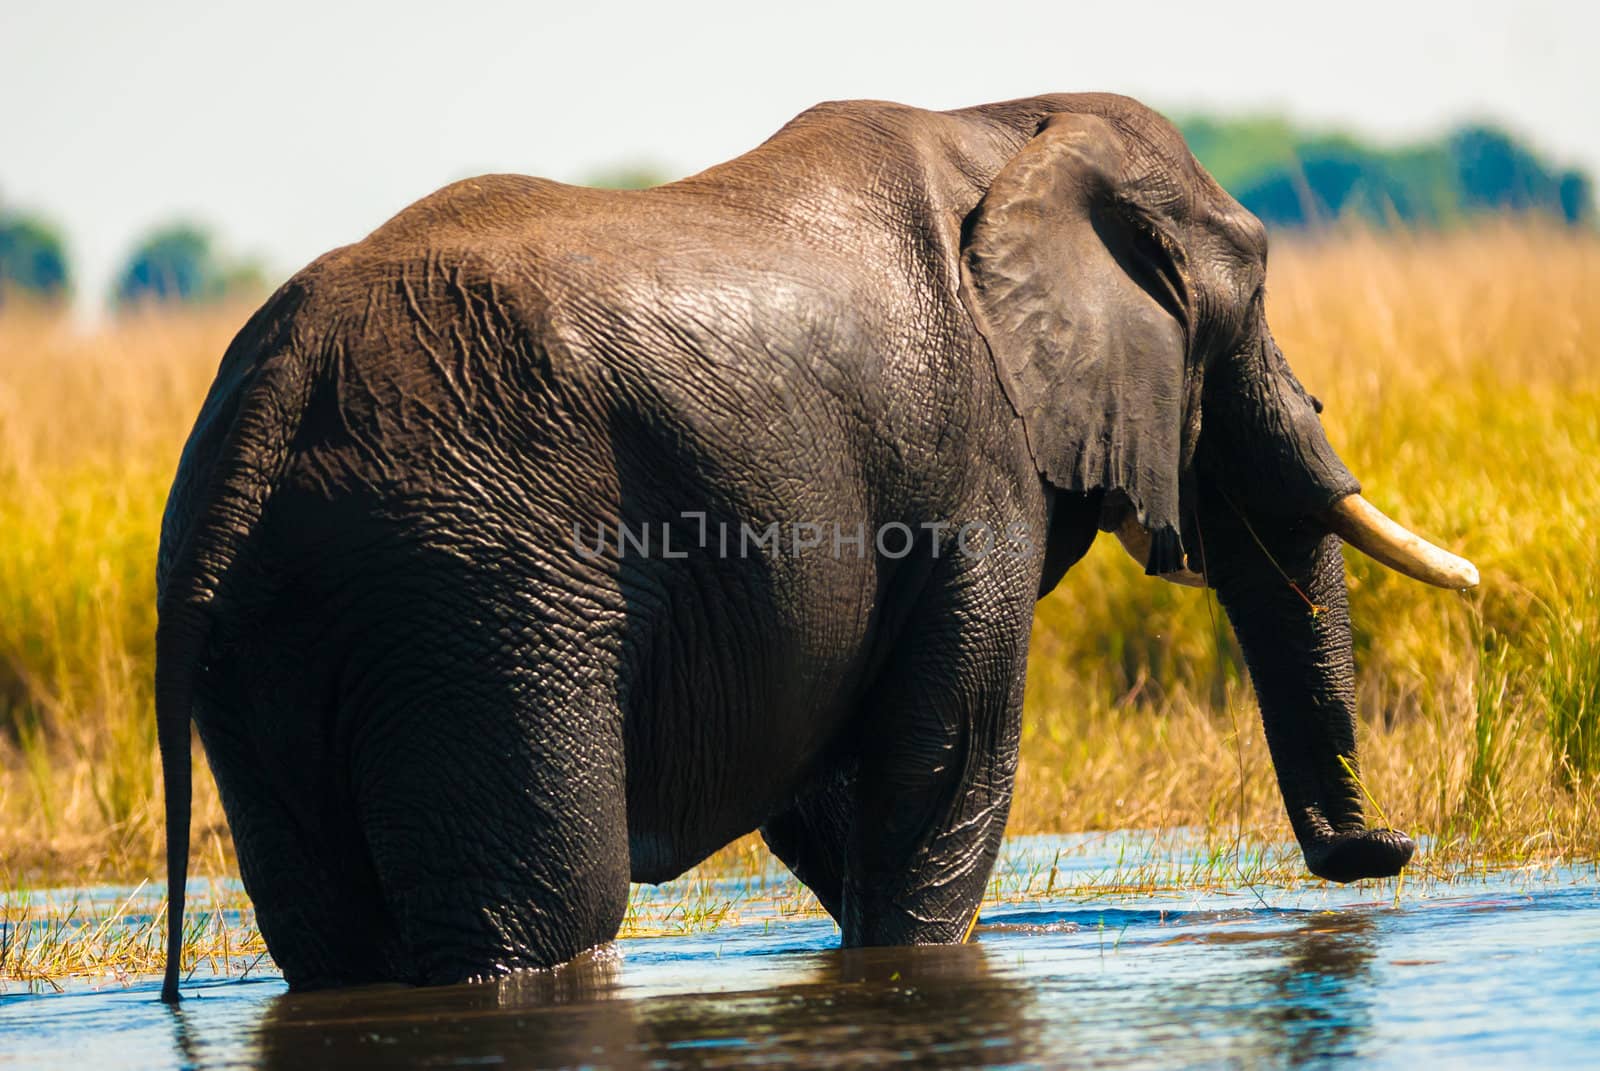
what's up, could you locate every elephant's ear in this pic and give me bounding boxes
[961,112,1191,574]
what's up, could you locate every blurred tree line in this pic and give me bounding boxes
[1178,117,1592,229]
[108,224,267,306]
[0,214,70,302]
[0,210,265,311]
[0,122,1591,312]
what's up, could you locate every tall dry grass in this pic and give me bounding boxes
[1,223,1597,885]
[0,309,242,879]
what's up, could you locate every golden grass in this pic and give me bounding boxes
[0,223,1597,966]
[0,309,240,880]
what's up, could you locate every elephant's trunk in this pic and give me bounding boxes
[1212,528,1414,883]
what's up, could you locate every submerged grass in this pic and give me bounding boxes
[0,223,1598,983]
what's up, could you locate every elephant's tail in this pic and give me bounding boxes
[157,333,307,1004]
[157,593,206,1004]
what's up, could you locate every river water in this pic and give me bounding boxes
[4,834,1598,1068]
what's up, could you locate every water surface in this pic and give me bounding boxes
[4,834,1597,1068]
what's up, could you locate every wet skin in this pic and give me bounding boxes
[156,92,1419,994]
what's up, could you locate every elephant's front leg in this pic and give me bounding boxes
[841,564,1033,946]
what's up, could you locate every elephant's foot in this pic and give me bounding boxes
[1302,828,1415,883]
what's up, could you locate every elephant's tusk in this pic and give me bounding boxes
[1113,518,1207,587]
[1324,493,1479,590]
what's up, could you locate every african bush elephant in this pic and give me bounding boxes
[156,92,1478,999]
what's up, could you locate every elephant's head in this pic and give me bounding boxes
[960,101,1477,883]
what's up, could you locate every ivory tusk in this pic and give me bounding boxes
[1324,493,1479,590]
[1114,517,1207,587]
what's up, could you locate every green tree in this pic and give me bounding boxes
[1450,125,1593,225]
[113,224,267,308]
[1175,116,1593,230]
[0,211,71,305]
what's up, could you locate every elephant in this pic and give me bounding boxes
[154,92,1478,1000]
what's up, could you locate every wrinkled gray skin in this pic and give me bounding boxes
[156,93,1415,997]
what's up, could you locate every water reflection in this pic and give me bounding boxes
[255,948,629,1068]
[243,915,1383,1069]
[250,941,1035,1069]
[968,904,1383,1067]
[1270,912,1378,1064]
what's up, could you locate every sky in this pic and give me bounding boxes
[3,0,1595,315]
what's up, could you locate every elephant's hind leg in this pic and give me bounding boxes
[353,650,630,985]
[842,561,1034,947]
[193,692,406,990]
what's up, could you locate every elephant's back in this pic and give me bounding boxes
[194,150,1011,885]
